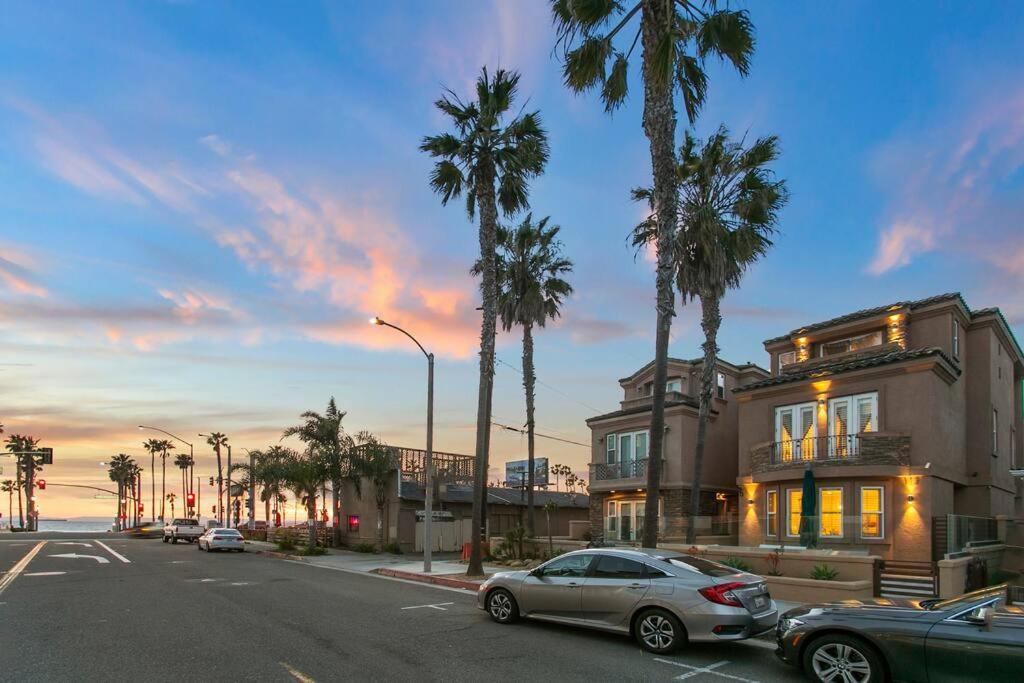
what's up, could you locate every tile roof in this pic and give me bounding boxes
[732,346,960,393]
[763,292,967,345]
[585,396,705,423]
[618,356,768,383]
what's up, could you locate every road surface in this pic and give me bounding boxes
[0,534,804,682]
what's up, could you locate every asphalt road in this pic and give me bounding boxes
[0,534,806,682]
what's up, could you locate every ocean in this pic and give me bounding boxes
[35,519,115,533]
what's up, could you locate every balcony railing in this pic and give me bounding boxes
[590,458,657,482]
[770,434,862,464]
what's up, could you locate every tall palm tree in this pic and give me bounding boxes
[158,440,175,521]
[259,445,292,527]
[487,214,573,536]
[633,127,787,542]
[1,479,15,529]
[143,438,162,522]
[421,67,549,575]
[350,433,395,550]
[552,0,755,547]
[206,432,229,525]
[174,452,192,514]
[282,398,353,545]
[5,434,41,530]
[278,447,327,548]
[107,454,135,530]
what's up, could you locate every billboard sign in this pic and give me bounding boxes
[505,458,549,487]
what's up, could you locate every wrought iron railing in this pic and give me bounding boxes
[351,444,475,487]
[770,434,861,464]
[590,458,659,481]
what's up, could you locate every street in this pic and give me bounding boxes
[0,535,804,682]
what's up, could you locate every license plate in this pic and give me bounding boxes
[753,596,767,610]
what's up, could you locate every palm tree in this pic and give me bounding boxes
[421,67,549,575]
[158,440,175,521]
[142,438,162,522]
[633,127,787,542]
[282,398,354,546]
[206,432,229,524]
[350,433,395,550]
[166,492,177,519]
[552,0,755,548]
[1,479,15,529]
[485,214,573,536]
[5,434,41,530]
[259,445,292,528]
[107,454,135,530]
[174,452,192,514]
[277,447,326,548]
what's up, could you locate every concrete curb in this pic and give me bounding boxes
[257,550,307,562]
[374,568,482,591]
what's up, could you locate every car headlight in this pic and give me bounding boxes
[780,617,805,633]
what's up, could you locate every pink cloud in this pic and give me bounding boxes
[0,246,48,298]
[867,222,938,275]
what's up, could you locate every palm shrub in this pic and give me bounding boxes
[421,67,549,576]
[551,0,755,548]
[810,564,839,581]
[720,556,753,572]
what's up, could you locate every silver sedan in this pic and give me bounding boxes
[197,528,245,552]
[477,548,777,653]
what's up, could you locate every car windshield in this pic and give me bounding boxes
[923,585,1007,611]
[215,531,241,537]
[659,555,740,577]
[173,519,198,525]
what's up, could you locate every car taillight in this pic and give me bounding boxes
[698,582,747,607]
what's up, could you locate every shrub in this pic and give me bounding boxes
[810,563,839,581]
[299,545,327,556]
[720,556,753,572]
[276,532,297,552]
[354,542,378,554]
[382,542,403,555]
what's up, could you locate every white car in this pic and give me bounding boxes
[197,528,245,552]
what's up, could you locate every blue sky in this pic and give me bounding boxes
[1,1,1022,516]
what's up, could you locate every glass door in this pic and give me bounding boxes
[619,434,633,478]
[619,502,632,541]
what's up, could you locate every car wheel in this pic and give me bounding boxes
[171,535,178,544]
[487,588,519,624]
[803,634,884,683]
[162,535,168,543]
[635,608,685,654]
[197,542,202,551]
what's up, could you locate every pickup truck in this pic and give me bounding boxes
[163,518,204,544]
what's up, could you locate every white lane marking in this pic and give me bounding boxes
[49,553,110,564]
[0,541,47,597]
[94,540,130,563]
[23,571,67,577]
[186,578,222,583]
[228,582,253,586]
[280,662,316,683]
[169,560,192,564]
[55,542,93,547]
[400,601,455,611]
[654,658,760,683]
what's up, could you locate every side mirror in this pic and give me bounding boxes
[530,568,543,578]
[965,606,995,629]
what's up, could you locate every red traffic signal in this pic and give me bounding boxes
[186,492,196,506]
[138,502,144,513]
[36,479,46,490]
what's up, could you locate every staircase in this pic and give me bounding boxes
[875,560,937,599]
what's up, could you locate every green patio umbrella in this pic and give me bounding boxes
[799,464,818,548]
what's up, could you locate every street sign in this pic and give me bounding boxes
[505,458,549,487]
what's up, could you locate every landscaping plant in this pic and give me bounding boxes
[810,563,840,581]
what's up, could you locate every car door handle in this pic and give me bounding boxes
[567,582,580,587]
[629,583,644,589]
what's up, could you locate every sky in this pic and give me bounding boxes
[1,1,1023,520]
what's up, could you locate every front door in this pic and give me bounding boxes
[520,553,595,619]
[620,502,633,542]
[580,554,650,627]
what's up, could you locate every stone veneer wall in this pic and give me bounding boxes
[749,433,911,475]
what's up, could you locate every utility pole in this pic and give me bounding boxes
[247,449,256,531]
[226,444,232,528]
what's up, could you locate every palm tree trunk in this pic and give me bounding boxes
[215,445,223,526]
[468,160,499,577]
[686,293,722,543]
[16,461,24,528]
[160,450,167,521]
[522,322,537,537]
[307,492,317,548]
[639,0,679,549]
[151,450,156,523]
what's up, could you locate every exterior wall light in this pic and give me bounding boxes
[747,498,755,505]
[906,495,915,502]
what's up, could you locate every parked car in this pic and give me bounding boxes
[477,548,777,653]
[776,584,1024,682]
[198,528,245,552]
[163,518,204,544]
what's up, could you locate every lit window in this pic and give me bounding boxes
[347,515,360,533]
[775,402,817,461]
[819,488,843,538]
[819,330,883,358]
[860,487,884,539]
[606,434,617,464]
[606,501,617,537]
[778,351,796,373]
[952,319,959,358]
[829,392,877,456]
[786,489,802,537]
[766,490,778,537]
[716,372,726,399]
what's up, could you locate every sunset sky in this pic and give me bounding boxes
[2,1,1023,519]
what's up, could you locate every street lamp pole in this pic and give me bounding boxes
[241,448,256,532]
[138,426,195,519]
[370,316,434,573]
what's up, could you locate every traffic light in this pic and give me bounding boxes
[36,479,46,490]
[186,492,195,507]
[209,476,215,486]
[138,502,144,514]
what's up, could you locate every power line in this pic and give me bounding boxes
[494,356,604,414]
[491,421,590,449]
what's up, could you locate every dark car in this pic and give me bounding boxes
[776,585,1024,682]
[123,522,164,538]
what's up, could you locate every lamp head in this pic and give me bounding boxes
[370,316,383,326]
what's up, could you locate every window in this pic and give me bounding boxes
[614,431,649,476]
[540,553,594,578]
[606,434,617,464]
[775,402,817,460]
[819,330,883,358]
[992,409,998,455]
[592,555,645,579]
[860,487,884,540]
[829,392,877,456]
[778,351,796,373]
[666,379,682,394]
[606,501,617,537]
[663,555,738,577]
[819,488,843,537]
[645,566,670,578]
[716,372,726,399]
[786,489,802,537]
[953,319,959,358]
[765,490,778,537]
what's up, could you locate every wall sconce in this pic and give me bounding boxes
[747,498,755,505]
[906,495,915,502]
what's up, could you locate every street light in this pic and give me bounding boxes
[370,315,435,573]
[139,425,195,520]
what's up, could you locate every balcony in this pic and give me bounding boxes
[750,433,910,475]
[590,458,662,484]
